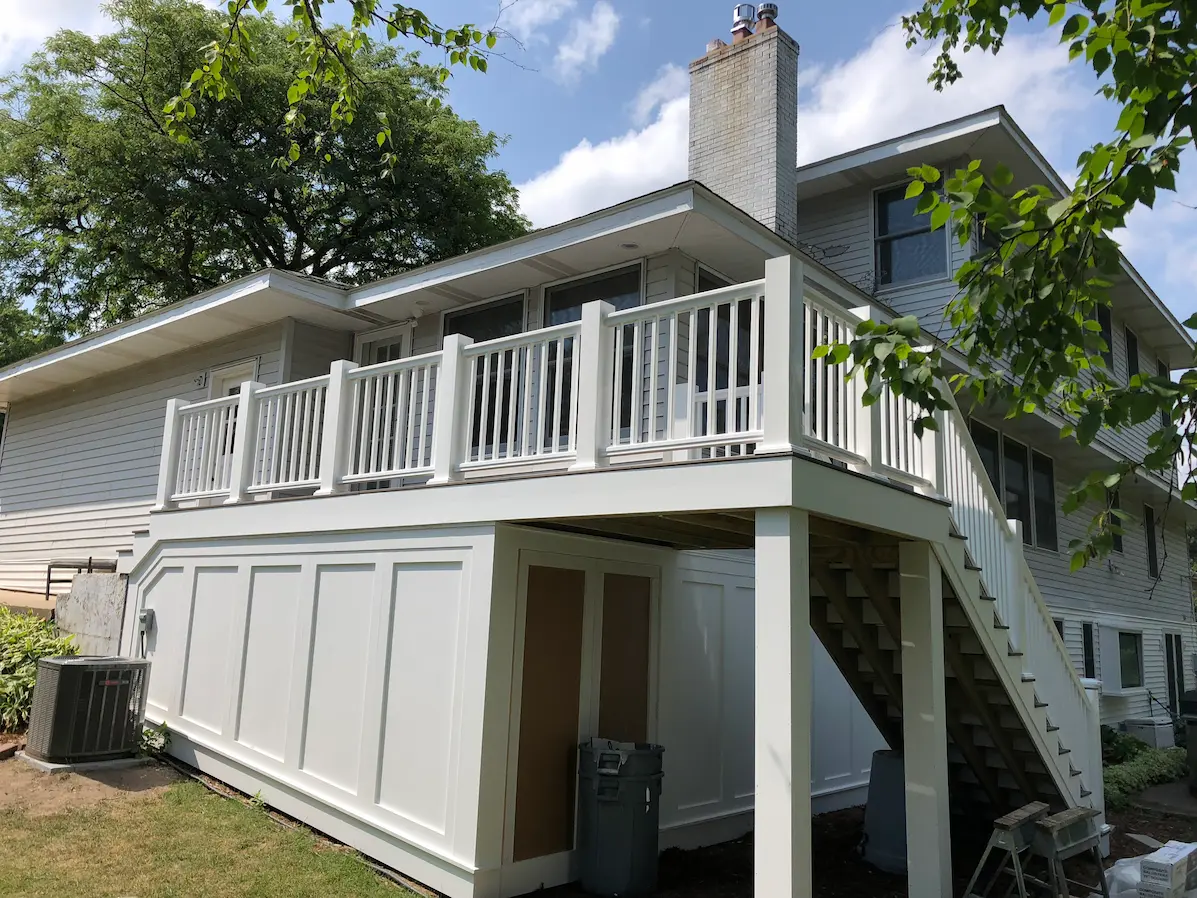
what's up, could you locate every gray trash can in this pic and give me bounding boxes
[577,738,664,897]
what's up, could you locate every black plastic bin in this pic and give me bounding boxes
[577,738,664,897]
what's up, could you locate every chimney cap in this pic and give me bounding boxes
[758,2,778,20]
[732,4,756,34]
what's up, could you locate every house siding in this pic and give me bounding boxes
[0,324,285,593]
[1018,453,1194,724]
[285,321,352,381]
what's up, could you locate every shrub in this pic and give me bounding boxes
[1104,746,1189,809]
[1102,724,1151,765]
[0,607,76,730]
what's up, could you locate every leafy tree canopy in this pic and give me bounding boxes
[824,0,1197,575]
[0,0,527,340]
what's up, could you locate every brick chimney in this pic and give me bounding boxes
[688,3,799,244]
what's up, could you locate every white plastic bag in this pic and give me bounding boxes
[1106,855,1143,897]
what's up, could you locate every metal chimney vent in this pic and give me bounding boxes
[732,4,756,33]
[758,2,779,21]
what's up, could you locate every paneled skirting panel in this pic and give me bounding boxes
[130,524,496,896]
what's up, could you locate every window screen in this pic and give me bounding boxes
[874,185,948,287]
[1081,623,1096,679]
[1125,329,1139,379]
[1119,632,1143,689]
[1144,504,1159,579]
[1031,451,1057,551]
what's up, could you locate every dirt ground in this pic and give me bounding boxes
[0,754,179,816]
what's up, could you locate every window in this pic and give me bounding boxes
[1031,451,1058,552]
[1166,633,1186,715]
[697,266,731,294]
[1108,490,1123,553]
[546,265,642,325]
[208,360,258,398]
[874,184,948,288]
[1159,360,1171,428]
[1125,328,1140,380]
[1096,305,1114,368]
[1144,503,1159,579]
[1081,623,1096,679]
[968,420,1058,550]
[356,322,413,365]
[1119,631,1144,689]
[1053,618,1065,640]
[444,294,524,342]
[974,214,1004,255]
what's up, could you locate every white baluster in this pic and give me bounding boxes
[315,359,360,496]
[571,300,614,471]
[431,334,474,484]
[225,381,264,505]
[153,398,188,511]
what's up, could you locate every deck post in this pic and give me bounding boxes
[431,334,474,484]
[899,541,952,897]
[225,381,264,505]
[315,359,359,496]
[152,398,186,511]
[754,507,812,897]
[759,255,805,455]
[570,300,614,471]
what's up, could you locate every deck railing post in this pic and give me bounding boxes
[225,381,264,505]
[315,359,359,496]
[920,404,945,494]
[760,255,805,455]
[1006,518,1026,650]
[570,300,614,471]
[153,398,187,511]
[431,334,474,484]
[850,305,885,469]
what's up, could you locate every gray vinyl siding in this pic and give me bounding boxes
[0,324,285,593]
[285,321,352,381]
[1018,453,1195,724]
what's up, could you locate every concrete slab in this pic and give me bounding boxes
[1134,781,1197,820]
[16,752,149,775]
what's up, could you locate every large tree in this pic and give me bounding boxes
[825,0,1197,573]
[0,0,527,338]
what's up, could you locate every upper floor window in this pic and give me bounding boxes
[1108,489,1123,553]
[1096,305,1114,368]
[1159,360,1171,428]
[1125,328,1140,379]
[444,294,524,342]
[874,184,948,288]
[1144,503,1159,579]
[969,419,1058,550]
[546,265,642,325]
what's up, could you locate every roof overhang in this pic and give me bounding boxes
[797,107,1195,368]
[346,181,832,320]
[0,271,375,404]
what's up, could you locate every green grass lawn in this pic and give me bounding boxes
[0,779,417,898]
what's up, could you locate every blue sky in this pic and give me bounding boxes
[2,0,1196,324]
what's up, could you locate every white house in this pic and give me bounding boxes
[0,6,1191,897]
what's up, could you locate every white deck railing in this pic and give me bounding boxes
[152,252,1100,812]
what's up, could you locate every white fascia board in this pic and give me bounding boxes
[0,270,351,389]
[348,186,699,309]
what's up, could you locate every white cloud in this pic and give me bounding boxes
[630,63,687,126]
[502,0,576,45]
[518,19,1097,229]
[0,0,111,70]
[553,1,619,83]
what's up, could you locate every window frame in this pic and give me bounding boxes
[871,180,952,292]
[353,321,416,366]
[1081,622,1096,680]
[1165,632,1186,715]
[1096,305,1114,369]
[967,419,1058,552]
[1099,624,1146,694]
[1144,503,1160,579]
[539,260,646,328]
[1125,327,1140,380]
[440,292,528,344]
[207,358,260,399]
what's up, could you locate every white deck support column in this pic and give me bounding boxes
[152,397,187,511]
[570,300,614,471]
[760,255,805,455]
[225,381,264,505]
[431,333,474,484]
[1080,676,1108,854]
[754,507,812,898]
[898,541,952,897]
[315,359,359,496]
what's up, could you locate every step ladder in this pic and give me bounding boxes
[964,803,1109,898]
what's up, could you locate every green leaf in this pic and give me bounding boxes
[930,202,951,230]
[1048,2,1067,26]
[905,180,925,199]
[992,163,1013,187]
